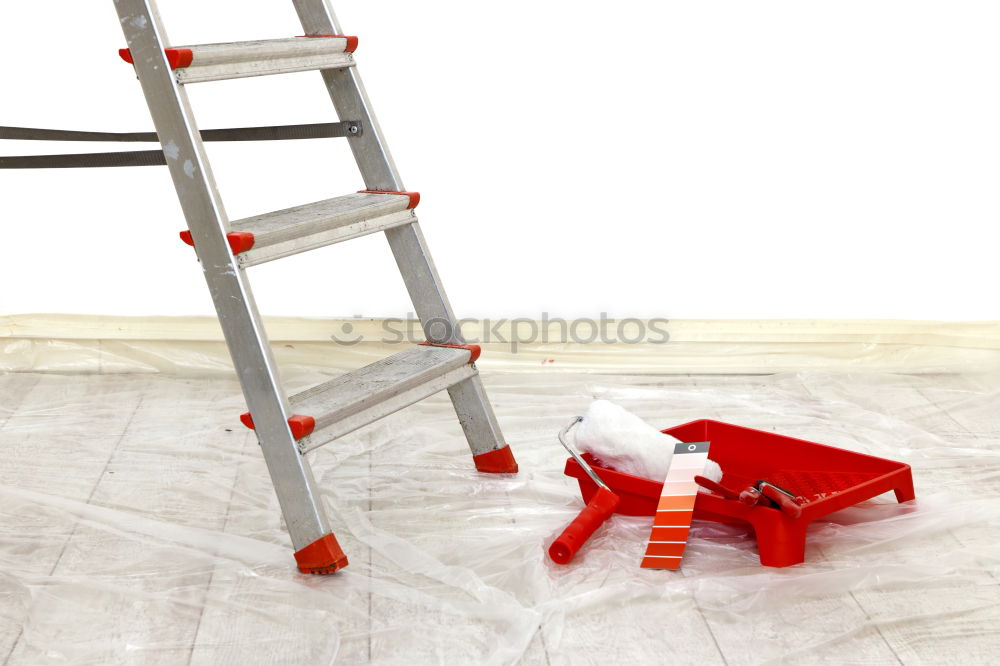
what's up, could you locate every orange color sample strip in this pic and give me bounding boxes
[641,441,710,570]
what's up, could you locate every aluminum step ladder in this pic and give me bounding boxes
[113,0,518,574]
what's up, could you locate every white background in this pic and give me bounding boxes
[1,1,997,320]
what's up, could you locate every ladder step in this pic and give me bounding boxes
[247,345,480,451]
[225,191,419,267]
[119,36,357,84]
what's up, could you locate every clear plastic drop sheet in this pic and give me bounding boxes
[1,369,998,664]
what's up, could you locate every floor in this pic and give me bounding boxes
[0,370,998,665]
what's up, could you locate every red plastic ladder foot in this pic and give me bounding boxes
[473,445,518,474]
[294,533,349,574]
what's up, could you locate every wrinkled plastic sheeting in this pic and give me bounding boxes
[1,370,999,664]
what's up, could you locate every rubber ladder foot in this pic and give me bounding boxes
[294,533,349,574]
[473,445,519,474]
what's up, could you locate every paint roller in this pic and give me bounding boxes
[548,402,725,564]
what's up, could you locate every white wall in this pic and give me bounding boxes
[2,1,997,320]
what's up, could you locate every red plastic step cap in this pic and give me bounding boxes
[179,230,255,255]
[225,232,255,254]
[119,47,193,69]
[418,341,481,364]
[299,34,359,53]
[473,445,519,474]
[240,413,316,440]
[358,190,420,209]
[295,533,349,574]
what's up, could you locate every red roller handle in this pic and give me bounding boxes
[548,486,620,564]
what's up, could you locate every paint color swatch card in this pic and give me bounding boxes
[640,441,710,569]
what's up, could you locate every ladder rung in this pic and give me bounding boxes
[270,345,479,452]
[119,36,357,84]
[226,191,419,267]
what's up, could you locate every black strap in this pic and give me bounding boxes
[0,120,361,169]
[1,150,168,169]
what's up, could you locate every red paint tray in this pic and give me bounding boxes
[564,419,915,567]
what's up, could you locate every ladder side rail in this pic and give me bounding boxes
[446,377,508,457]
[292,0,511,459]
[113,0,332,549]
[291,1,402,192]
[292,0,463,346]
